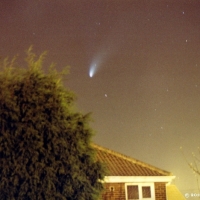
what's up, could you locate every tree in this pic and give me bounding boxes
[181,147,200,191]
[0,48,105,200]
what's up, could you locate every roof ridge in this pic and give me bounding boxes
[92,143,172,176]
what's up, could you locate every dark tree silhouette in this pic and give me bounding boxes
[0,48,105,200]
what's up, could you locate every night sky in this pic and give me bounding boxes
[1,0,200,196]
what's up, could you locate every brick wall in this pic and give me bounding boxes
[154,182,167,200]
[101,182,167,200]
[101,183,125,200]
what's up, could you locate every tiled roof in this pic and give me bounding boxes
[93,144,172,176]
[166,185,186,200]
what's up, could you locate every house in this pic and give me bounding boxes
[93,144,185,200]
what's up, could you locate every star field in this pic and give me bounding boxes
[1,0,200,196]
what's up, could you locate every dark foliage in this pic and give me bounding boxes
[0,48,105,200]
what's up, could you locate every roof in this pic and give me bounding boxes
[166,185,186,200]
[93,144,172,176]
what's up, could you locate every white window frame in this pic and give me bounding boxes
[125,182,155,200]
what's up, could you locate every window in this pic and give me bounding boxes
[127,185,139,199]
[125,183,154,200]
[142,186,151,198]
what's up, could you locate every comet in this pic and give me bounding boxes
[89,54,102,78]
[89,64,97,78]
[88,20,126,78]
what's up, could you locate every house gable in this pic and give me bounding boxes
[93,144,176,200]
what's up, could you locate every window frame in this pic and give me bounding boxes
[125,182,155,200]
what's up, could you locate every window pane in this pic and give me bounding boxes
[142,186,151,198]
[127,185,139,199]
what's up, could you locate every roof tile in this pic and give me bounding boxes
[93,144,172,176]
